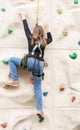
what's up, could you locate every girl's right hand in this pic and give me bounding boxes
[18,11,26,20]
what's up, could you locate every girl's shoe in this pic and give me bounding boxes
[37,110,44,123]
[4,80,19,87]
[37,113,44,123]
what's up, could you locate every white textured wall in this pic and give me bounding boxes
[0,0,80,130]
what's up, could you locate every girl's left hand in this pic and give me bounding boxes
[43,23,49,32]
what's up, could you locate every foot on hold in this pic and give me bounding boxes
[37,113,44,123]
[4,80,19,87]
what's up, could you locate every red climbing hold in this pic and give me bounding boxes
[29,77,34,84]
[60,87,65,91]
[1,122,8,128]
[71,96,76,102]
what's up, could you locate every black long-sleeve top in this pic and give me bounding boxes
[22,19,52,60]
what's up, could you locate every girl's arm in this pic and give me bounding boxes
[44,23,53,44]
[22,19,31,42]
[46,32,53,44]
[19,12,31,43]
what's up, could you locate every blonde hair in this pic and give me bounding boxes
[31,25,46,47]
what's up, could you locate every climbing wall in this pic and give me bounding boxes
[0,0,80,130]
[52,0,80,130]
[0,0,54,130]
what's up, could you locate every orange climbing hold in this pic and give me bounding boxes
[1,122,8,128]
[29,77,34,84]
[71,96,76,102]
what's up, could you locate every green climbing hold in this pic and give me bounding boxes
[8,29,13,34]
[43,92,48,96]
[78,41,80,45]
[2,59,8,64]
[37,114,44,123]
[69,53,77,59]
[39,117,44,123]
[74,0,78,4]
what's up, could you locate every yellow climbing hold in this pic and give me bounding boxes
[44,61,48,67]
[63,31,68,36]
[57,9,63,14]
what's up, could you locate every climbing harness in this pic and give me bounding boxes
[36,0,40,25]
[21,40,44,74]
[28,40,43,76]
[31,40,42,57]
[21,54,28,69]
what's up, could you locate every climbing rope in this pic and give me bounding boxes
[36,0,40,25]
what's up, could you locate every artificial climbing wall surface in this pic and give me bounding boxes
[0,0,54,130]
[0,0,80,130]
[52,0,80,130]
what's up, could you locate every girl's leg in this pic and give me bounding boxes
[6,57,21,86]
[33,75,43,114]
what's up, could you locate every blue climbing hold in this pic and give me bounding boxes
[1,8,6,12]
[78,41,80,45]
[43,92,48,96]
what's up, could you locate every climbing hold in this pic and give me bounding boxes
[74,0,78,4]
[29,77,34,84]
[39,117,44,123]
[63,31,68,36]
[78,41,80,45]
[8,29,13,34]
[2,59,8,64]
[43,92,48,96]
[1,8,6,12]
[42,73,45,80]
[24,129,27,130]
[57,9,63,14]
[71,96,76,102]
[37,114,44,123]
[1,122,8,128]
[60,87,65,92]
[44,61,48,67]
[69,52,77,59]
